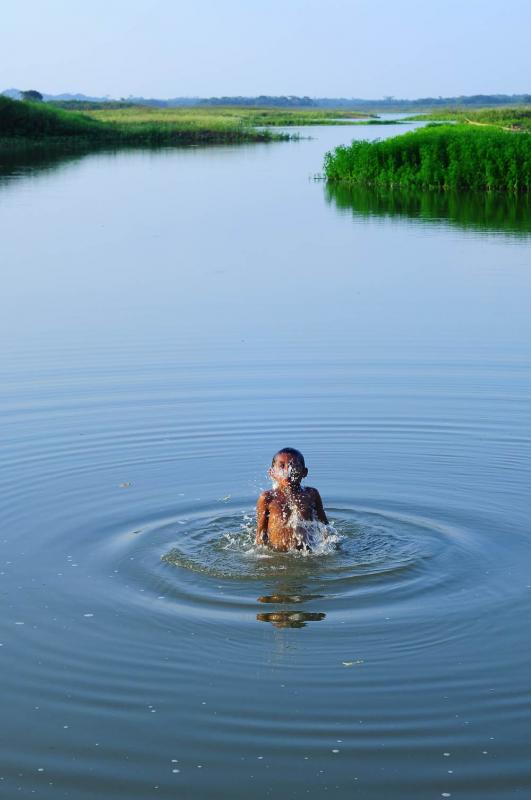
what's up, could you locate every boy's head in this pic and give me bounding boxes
[269,447,308,486]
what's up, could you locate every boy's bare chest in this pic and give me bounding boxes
[269,492,315,521]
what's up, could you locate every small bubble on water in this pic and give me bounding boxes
[443,753,451,757]
[83,613,94,618]
[332,749,340,754]
[172,769,180,774]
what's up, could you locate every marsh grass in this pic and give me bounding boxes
[406,107,531,132]
[324,124,531,192]
[0,96,295,149]
[86,106,374,127]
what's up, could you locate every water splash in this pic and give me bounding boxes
[221,514,343,558]
[159,506,443,582]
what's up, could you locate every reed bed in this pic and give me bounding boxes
[324,124,531,192]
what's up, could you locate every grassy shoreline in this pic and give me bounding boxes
[84,105,376,127]
[324,124,531,192]
[0,96,296,151]
[0,97,385,154]
[405,107,531,132]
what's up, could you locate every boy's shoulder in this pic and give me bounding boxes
[257,489,274,504]
[303,486,320,497]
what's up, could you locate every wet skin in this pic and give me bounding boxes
[256,453,328,552]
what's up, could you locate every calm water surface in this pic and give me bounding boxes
[1,120,530,799]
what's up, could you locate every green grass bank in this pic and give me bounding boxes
[406,106,531,132]
[84,105,374,127]
[0,96,290,150]
[324,124,531,192]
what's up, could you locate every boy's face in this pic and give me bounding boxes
[269,453,308,487]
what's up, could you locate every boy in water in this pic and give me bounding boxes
[256,448,328,552]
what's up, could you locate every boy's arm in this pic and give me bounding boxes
[312,489,329,525]
[256,492,269,545]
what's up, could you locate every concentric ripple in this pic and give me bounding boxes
[98,500,505,630]
[160,506,443,580]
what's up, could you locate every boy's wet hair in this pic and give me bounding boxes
[272,448,306,468]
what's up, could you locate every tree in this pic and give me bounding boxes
[21,90,43,102]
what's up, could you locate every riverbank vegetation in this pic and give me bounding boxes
[406,107,531,132]
[0,96,293,151]
[324,124,531,192]
[84,105,375,127]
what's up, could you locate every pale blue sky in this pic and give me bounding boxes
[3,0,530,98]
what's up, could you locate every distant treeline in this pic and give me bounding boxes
[199,94,531,109]
[316,94,531,109]
[3,88,531,110]
[324,125,531,192]
[199,95,317,107]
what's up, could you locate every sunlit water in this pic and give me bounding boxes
[1,117,530,799]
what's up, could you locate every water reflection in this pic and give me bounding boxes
[257,589,326,628]
[0,144,188,190]
[258,593,324,604]
[0,146,95,187]
[325,183,531,236]
[256,611,326,628]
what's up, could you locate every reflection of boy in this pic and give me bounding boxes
[256,448,328,552]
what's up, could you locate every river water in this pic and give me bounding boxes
[1,120,530,799]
